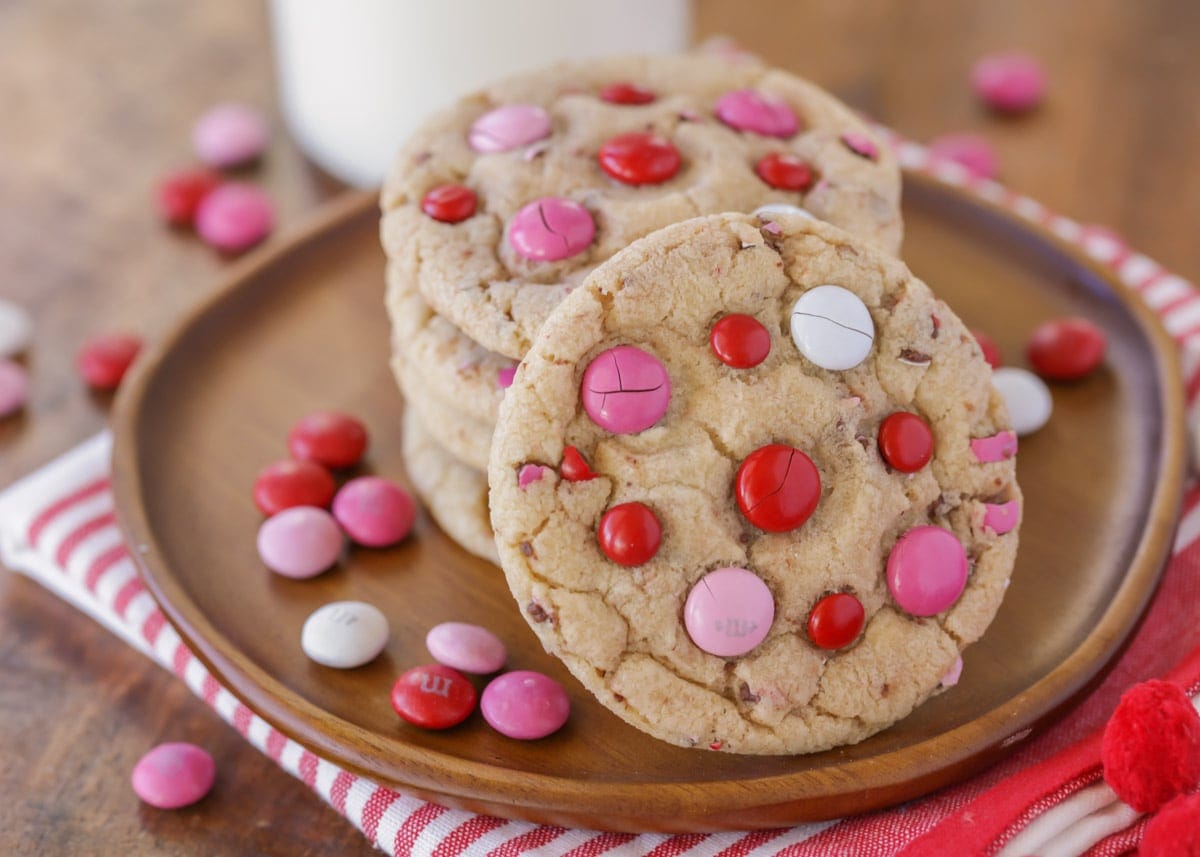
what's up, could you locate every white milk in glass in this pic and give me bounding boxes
[269,0,692,187]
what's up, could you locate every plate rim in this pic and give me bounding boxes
[110,173,1187,829]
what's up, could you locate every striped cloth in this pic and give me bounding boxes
[2,137,1199,856]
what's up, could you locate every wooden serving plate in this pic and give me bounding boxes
[111,174,1185,832]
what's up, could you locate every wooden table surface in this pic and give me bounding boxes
[1,2,1196,854]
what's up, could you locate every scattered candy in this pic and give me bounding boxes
[130,742,216,809]
[597,132,681,185]
[77,332,141,391]
[983,500,1020,535]
[1027,317,1107,381]
[715,89,799,138]
[581,345,670,434]
[971,328,1003,368]
[806,592,864,651]
[287,411,368,469]
[156,168,222,226]
[597,501,661,566]
[971,52,1047,114]
[710,313,771,369]
[1141,792,1200,857]
[426,621,507,674]
[507,197,595,262]
[332,476,416,547]
[253,459,336,515]
[468,104,551,153]
[420,184,477,223]
[928,133,998,180]
[0,298,32,358]
[560,445,596,482]
[480,670,570,740]
[256,506,343,578]
[684,566,774,657]
[0,360,29,418]
[192,103,270,168]
[886,526,968,616]
[754,151,815,192]
[194,183,274,253]
[991,367,1053,436]
[599,82,656,105]
[735,444,821,532]
[940,656,964,688]
[391,664,477,730]
[790,285,875,371]
[970,430,1018,463]
[301,601,389,669]
[1101,679,1200,813]
[877,412,934,473]
[840,131,880,161]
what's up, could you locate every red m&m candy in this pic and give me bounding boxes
[807,592,865,650]
[735,444,820,532]
[560,445,597,482]
[597,132,681,185]
[156,168,221,227]
[597,502,661,566]
[1027,317,1106,381]
[754,152,815,192]
[390,664,477,730]
[599,82,656,105]
[710,314,771,368]
[878,412,934,473]
[77,333,142,391]
[288,411,368,469]
[421,184,477,224]
[253,459,336,515]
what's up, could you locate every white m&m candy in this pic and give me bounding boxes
[301,601,389,669]
[790,285,875,371]
[0,299,32,358]
[991,367,1052,436]
[752,203,815,221]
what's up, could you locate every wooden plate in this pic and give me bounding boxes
[111,175,1185,832]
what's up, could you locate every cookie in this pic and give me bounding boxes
[381,52,903,360]
[401,408,498,564]
[488,211,1020,754]
[392,348,493,471]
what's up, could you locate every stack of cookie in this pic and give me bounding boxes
[381,52,904,564]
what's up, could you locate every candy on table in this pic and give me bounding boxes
[256,506,343,579]
[971,327,1003,368]
[468,104,551,153]
[684,566,774,657]
[991,367,1053,436]
[191,103,270,169]
[0,298,33,358]
[301,601,389,669]
[156,168,222,227]
[886,526,969,617]
[597,132,681,185]
[928,132,999,180]
[252,458,336,515]
[426,621,507,675]
[877,412,935,473]
[130,742,216,810]
[597,501,661,566]
[806,592,865,651]
[754,151,815,192]
[709,313,771,369]
[1101,679,1200,813]
[287,411,368,469]
[480,670,570,740]
[391,664,477,730]
[507,196,595,262]
[420,184,477,224]
[790,285,876,371]
[580,345,670,434]
[331,476,415,547]
[76,332,142,391]
[194,183,274,253]
[0,359,29,418]
[1027,317,1107,381]
[735,444,820,532]
[971,51,1047,114]
[714,88,799,138]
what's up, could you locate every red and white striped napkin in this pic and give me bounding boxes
[3,138,1200,856]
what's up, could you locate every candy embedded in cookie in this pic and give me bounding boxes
[489,211,1020,755]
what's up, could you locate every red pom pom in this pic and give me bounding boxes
[1141,792,1200,857]
[1101,680,1200,813]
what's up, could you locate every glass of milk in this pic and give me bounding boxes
[269,0,693,188]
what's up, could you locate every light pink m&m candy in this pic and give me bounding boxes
[131,742,216,809]
[192,103,269,168]
[0,359,29,418]
[886,526,968,616]
[508,197,594,261]
[581,345,670,434]
[684,566,774,657]
[195,183,273,253]
[971,52,1047,113]
[257,506,343,578]
[468,104,551,153]
[481,670,570,740]
[715,89,799,138]
[332,476,416,547]
[426,621,507,674]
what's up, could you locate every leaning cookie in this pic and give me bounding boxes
[489,211,1020,754]
[381,52,903,361]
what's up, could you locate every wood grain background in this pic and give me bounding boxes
[1,1,1197,853]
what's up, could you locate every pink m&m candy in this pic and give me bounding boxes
[581,345,670,434]
[256,506,343,579]
[508,197,595,262]
[131,742,216,810]
[715,89,799,138]
[480,670,570,740]
[886,526,968,616]
[840,132,880,161]
[426,622,507,674]
[194,183,273,253]
[332,476,416,547]
[971,52,1047,114]
[192,103,269,168]
[684,567,774,657]
[0,359,29,418]
[468,104,551,153]
[928,132,999,180]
